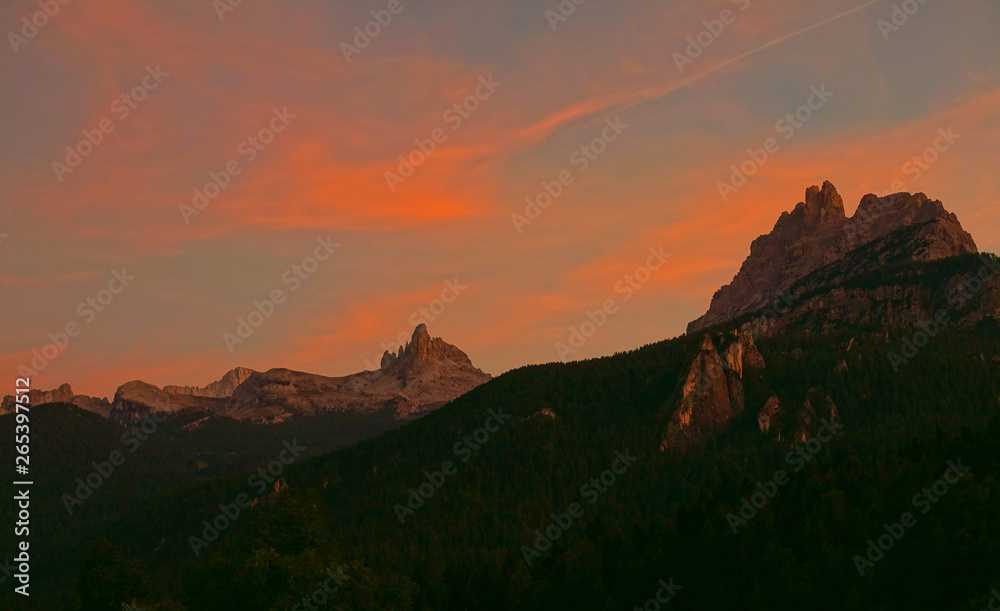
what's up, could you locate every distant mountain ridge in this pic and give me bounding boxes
[0,383,112,417]
[688,181,978,332]
[162,366,255,398]
[227,324,491,422]
[2,325,490,425]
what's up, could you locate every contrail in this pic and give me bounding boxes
[491,0,886,167]
[616,0,887,114]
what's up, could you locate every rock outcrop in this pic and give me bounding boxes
[661,331,765,450]
[532,408,557,420]
[754,390,840,443]
[758,396,780,433]
[689,182,978,332]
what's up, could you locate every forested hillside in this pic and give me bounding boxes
[5,315,998,609]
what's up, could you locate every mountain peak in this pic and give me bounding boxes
[772,181,846,240]
[408,323,431,355]
[412,322,430,341]
[688,182,977,333]
[230,324,490,421]
[802,180,846,223]
[380,324,476,378]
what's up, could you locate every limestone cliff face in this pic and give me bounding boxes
[847,191,978,258]
[722,329,766,378]
[688,182,978,333]
[660,331,764,450]
[660,322,849,450]
[743,228,1000,335]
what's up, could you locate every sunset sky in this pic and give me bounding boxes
[1,0,998,398]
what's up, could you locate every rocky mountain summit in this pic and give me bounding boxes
[4,325,490,425]
[688,181,978,332]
